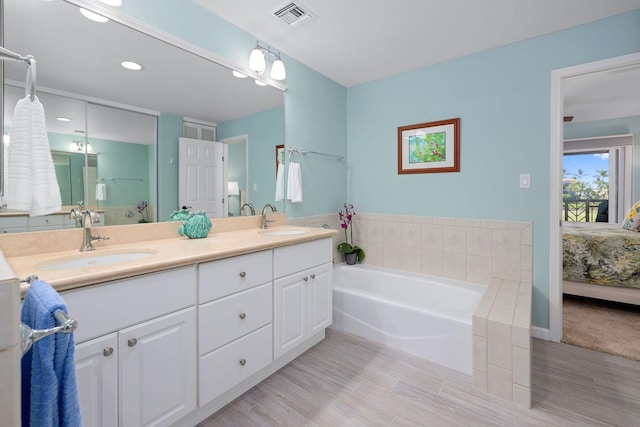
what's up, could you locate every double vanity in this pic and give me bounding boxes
[0,213,336,426]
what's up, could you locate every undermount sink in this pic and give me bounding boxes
[259,229,306,236]
[38,250,156,270]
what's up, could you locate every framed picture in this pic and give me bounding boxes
[275,144,284,176]
[397,118,460,174]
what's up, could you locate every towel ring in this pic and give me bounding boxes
[288,148,302,163]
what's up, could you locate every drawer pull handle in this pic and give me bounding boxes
[239,358,247,366]
[310,274,316,279]
[103,347,114,357]
[239,313,246,320]
[128,338,138,347]
[239,272,246,278]
[303,276,308,282]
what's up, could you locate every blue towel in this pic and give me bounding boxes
[21,280,82,427]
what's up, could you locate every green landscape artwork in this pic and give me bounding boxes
[409,131,446,164]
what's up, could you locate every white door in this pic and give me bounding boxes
[119,307,197,427]
[75,333,118,427]
[178,137,224,217]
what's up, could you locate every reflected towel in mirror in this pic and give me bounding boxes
[275,161,285,201]
[96,183,107,201]
[287,162,303,203]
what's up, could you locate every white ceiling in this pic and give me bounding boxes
[196,0,640,87]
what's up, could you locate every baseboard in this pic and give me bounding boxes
[532,326,550,340]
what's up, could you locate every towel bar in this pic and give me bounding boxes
[20,310,78,357]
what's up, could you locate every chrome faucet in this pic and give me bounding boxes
[80,210,109,252]
[241,203,255,216]
[69,201,85,228]
[261,204,277,229]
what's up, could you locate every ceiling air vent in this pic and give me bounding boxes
[274,2,312,27]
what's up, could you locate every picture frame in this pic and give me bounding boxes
[397,118,460,174]
[275,144,284,177]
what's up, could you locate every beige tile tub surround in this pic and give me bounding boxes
[0,257,21,426]
[342,213,533,407]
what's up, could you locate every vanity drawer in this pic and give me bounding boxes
[274,238,333,278]
[199,324,272,407]
[29,215,64,228]
[198,250,272,303]
[198,282,272,355]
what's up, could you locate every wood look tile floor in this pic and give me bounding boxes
[199,329,640,426]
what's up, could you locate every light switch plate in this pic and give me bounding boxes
[520,174,530,188]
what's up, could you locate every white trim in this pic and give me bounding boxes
[549,52,640,343]
[64,0,287,92]
[532,326,550,341]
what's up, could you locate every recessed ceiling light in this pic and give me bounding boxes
[98,0,123,6]
[232,70,248,79]
[79,8,109,23]
[255,79,268,86]
[121,61,143,71]
[56,117,72,122]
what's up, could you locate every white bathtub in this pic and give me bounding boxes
[332,264,487,374]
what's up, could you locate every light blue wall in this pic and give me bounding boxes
[157,113,182,220]
[565,115,640,201]
[218,106,285,213]
[347,10,640,328]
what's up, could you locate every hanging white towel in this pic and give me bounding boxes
[275,162,285,201]
[7,95,61,216]
[96,183,107,201]
[286,162,303,203]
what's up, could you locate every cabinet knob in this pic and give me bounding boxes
[239,358,247,366]
[310,274,316,279]
[239,312,246,320]
[303,276,308,282]
[128,338,138,347]
[103,347,114,357]
[239,271,246,278]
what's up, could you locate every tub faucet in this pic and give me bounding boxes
[241,203,255,216]
[80,210,109,252]
[261,204,277,229]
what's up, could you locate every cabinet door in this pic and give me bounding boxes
[119,307,196,427]
[307,263,333,336]
[273,271,306,359]
[75,333,118,427]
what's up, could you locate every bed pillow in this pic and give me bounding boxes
[621,201,640,231]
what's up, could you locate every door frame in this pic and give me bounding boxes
[548,52,640,342]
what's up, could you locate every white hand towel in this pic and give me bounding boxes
[286,162,303,203]
[7,96,62,216]
[96,183,107,201]
[275,162,285,201]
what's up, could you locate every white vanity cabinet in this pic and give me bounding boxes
[197,250,273,407]
[63,266,197,427]
[273,238,333,359]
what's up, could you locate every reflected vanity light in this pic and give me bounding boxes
[79,8,109,23]
[255,79,268,87]
[56,117,72,122]
[228,181,240,196]
[232,70,248,79]
[121,61,143,71]
[70,140,92,152]
[98,0,123,6]
[248,41,286,81]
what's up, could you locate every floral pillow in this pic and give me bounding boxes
[621,200,640,231]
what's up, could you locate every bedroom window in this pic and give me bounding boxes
[563,135,633,224]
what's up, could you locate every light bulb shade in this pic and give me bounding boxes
[270,58,286,80]
[227,181,240,196]
[249,48,266,73]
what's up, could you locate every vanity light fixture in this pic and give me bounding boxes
[121,61,143,71]
[79,8,109,23]
[70,140,92,152]
[248,41,286,81]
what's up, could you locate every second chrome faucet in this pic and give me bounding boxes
[261,204,277,229]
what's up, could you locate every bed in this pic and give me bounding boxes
[563,222,640,305]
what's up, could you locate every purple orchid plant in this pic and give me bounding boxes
[137,201,149,223]
[337,203,365,262]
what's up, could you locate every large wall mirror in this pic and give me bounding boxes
[1,0,285,231]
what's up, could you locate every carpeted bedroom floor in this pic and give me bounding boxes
[562,295,640,361]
